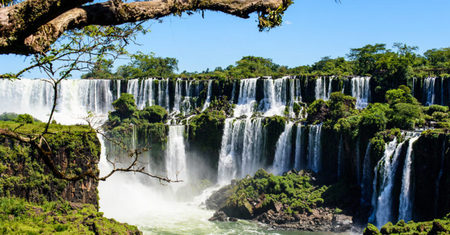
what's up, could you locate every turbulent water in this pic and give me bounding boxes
[398,136,420,221]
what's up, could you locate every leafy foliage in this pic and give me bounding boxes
[363,214,450,235]
[116,52,178,79]
[0,197,140,234]
[226,169,328,215]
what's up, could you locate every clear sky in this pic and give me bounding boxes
[0,0,449,78]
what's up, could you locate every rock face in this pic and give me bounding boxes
[0,124,100,206]
[255,207,353,232]
[207,169,354,232]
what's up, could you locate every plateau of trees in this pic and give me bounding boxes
[79,44,450,81]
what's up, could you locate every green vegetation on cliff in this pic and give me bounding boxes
[363,214,450,235]
[0,197,140,234]
[0,120,100,205]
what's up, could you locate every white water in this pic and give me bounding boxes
[260,77,291,116]
[0,79,113,124]
[272,122,294,175]
[307,124,322,173]
[315,77,332,101]
[165,125,188,183]
[294,124,304,170]
[351,77,371,109]
[217,118,265,183]
[370,133,422,228]
[398,135,420,221]
[202,80,213,111]
[423,77,436,106]
[370,138,399,227]
[234,78,258,117]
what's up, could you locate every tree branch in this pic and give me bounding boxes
[0,0,289,55]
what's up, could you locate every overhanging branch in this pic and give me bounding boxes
[0,0,290,55]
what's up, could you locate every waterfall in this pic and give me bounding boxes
[307,124,322,172]
[370,138,400,227]
[173,79,200,115]
[234,78,258,117]
[202,80,213,111]
[398,135,420,222]
[217,118,265,183]
[360,142,372,205]
[295,78,302,101]
[166,125,188,182]
[272,122,294,175]
[260,77,289,116]
[294,124,304,170]
[315,77,332,101]
[423,77,436,106]
[0,79,113,124]
[116,80,121,99]
[173,79,182,113]
[351,76,371,109]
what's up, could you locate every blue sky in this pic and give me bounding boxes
[0,0,449,78]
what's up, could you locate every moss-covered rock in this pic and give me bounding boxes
[137,105,168,123]
[363,213,450,235]
[0,197,141,234]
[0,121,100,206]
[208,169,354,232]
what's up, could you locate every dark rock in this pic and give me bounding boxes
[429,221,447,235]
[205,182,236,210]
[209,210,237,222]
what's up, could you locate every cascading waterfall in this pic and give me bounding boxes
[423,77,436,106]
[315,77,332,101]
[370,138,400,227]
[260,77,289,116]
[295,78,302,101]
[307,124,322,173]
[272,122,294,175]
[0,79,113,124]
[202,80,213,111]
[351,76,371,109]
[398,135,420,222]
[234,78,258,117]
[173,79,200,115]
[294,124,304,170]
[166,125,188,182]
[217,118,265,183]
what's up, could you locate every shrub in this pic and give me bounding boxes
[138,105,168,123]
[111,93,137,119]
[15,114,34,124]
[388,103,422,130]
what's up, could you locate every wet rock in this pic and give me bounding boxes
[209,210,237,222]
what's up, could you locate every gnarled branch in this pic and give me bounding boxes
[0,0,290,55]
